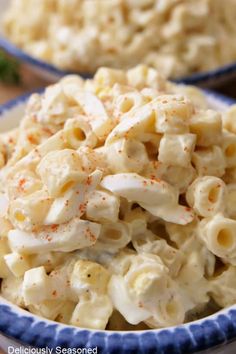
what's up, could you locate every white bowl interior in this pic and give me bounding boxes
[206,94,232,112]
[0,101,26,131]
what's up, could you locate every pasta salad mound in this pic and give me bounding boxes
[3,0,236,78]
[0,65,236,330]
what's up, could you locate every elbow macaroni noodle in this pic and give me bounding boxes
[1,65,236,330]
[3,0,236,78]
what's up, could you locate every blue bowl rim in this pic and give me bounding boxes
[0,88,45,116]
[0,91,236,353]
[1,34,236,84]
[0,35,90,78]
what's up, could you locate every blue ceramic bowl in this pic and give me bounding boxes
[1,30,236,87]
[1,0,236,87]
[0,90,236,354]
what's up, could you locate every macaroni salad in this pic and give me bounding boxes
[3,0,236,78]
[1,65,236,330]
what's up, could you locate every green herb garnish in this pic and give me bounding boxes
[0,50,21,84]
